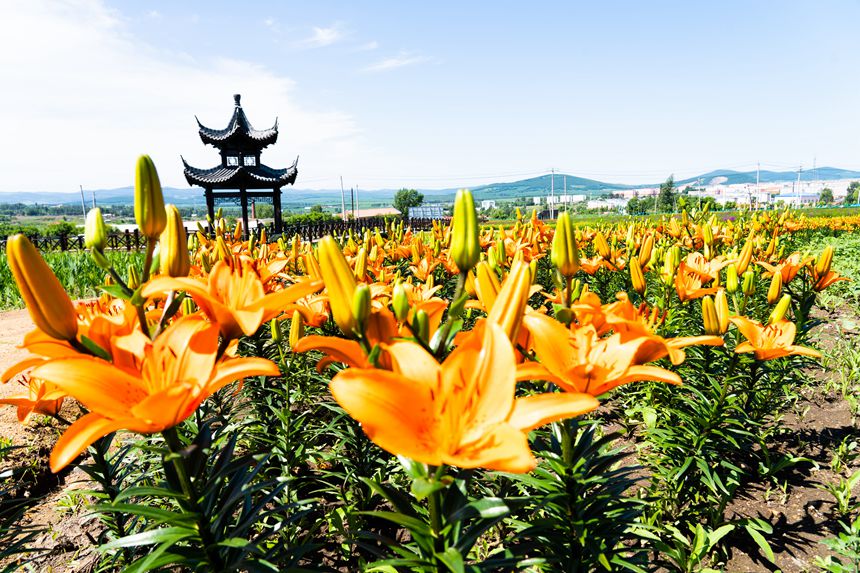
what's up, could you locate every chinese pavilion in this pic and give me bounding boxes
[182,94,298,234]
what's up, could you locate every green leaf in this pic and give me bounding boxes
[436,547,465,573]
[450,497,509,521]
[412,477,447,501]
[359,510,433,537]
[745,525,775,563]
[99,527,196,550]
[79,335,111,361]
[707,524,735,547]
[99,283,132,300]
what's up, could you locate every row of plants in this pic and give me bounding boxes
[1,155,857,572]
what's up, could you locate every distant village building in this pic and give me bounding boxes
[480,200,497,210]
[409,205,447,219]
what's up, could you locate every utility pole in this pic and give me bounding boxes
[550,168,555,219]
[92,191,96,209]
[756,162,760,209]
[340,176,346,220]
[355,186,360,219]
[563,174,567,212]
[350,187,355,218]
[79,185,87,218]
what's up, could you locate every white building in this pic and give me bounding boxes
[480,200,497,210]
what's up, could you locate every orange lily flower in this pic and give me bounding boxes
[294,309,400,372]
[518,315,682,396]
[813,270,849,292]
[600,294,724,365]
[142,259,323,340]
[0,375,65,422]
[330,322,598,473]
[31,315,280,472]
[729,316,821,361]
[757,252,812,284]
[675,262,719,302]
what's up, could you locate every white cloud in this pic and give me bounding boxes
[0,0,363,192]
[355,40,378,51]
[362,52,431,73]
[297,23,345,48]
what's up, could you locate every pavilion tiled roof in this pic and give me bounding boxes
[182,157,298,188]
[196,94,278,149]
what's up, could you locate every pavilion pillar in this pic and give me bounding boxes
[205,188,215,227]
[273,187,283,234]
[240,188,250,238]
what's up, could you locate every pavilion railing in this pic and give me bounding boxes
[0,217,441,253]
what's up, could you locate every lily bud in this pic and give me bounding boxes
[85,207,108,252]
[354,247,368,281]
[594,231,611,259]
[289,310,305,348]
[127,264,141,290]
[767,272,783,304]
[181,296,196,316]
[726,264,739,294]
[318,236,358,336]
[630,256,646,295]
[304,252,322,280]
[158,205,190,278]
[6,234,77,341]
[702,223,714,247]
[737,239,754,274]
[768,294,792,324]
[392,282,410,321]
[233,220,243,241]
[714,289,729,334]
[487,261,532,342]
[413,309,430,344]
[638,234,654,268]
[451,189,480,272]
[815,245,833,277]
[259,227,267,245]
[742,270,756,296]
[475,261,501,309]
[661,254,675,286]
[352,284,371,333]
[551,211,580,277]
[702,296,720,335]
[270,317,283,344]
[134,155,167,239]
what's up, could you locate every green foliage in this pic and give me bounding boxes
[0,250,144,309]
[393,188,424,216]
[820,187,835,204]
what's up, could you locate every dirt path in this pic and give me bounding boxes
[0,309,36,440]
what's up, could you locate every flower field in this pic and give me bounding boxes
[2,157,859,572]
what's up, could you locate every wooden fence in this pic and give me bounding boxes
[0,217,441,253]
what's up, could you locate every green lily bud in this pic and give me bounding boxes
[726,264,739,294]
[91,248,111,270]
[351,284,371,334]
[270,318,283,343]
[159,205,190,278]
[551,211,580,277]
[742,270,756,296]
[392,282,410,322]
[128,264,141,290]
[134,155,167,239]
[413,309,430,343]
[450,189,480,272]
[768,294,792,324]
[85,207,108,252]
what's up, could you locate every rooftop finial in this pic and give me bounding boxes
[233,94,241,106]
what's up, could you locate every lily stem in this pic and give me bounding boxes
[434,271,467,358]
[162,427,225,571]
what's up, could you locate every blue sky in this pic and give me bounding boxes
[1,0,858,193]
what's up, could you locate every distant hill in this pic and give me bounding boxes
[2,166,858,206]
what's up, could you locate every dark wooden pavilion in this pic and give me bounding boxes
[182,94,298,234]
